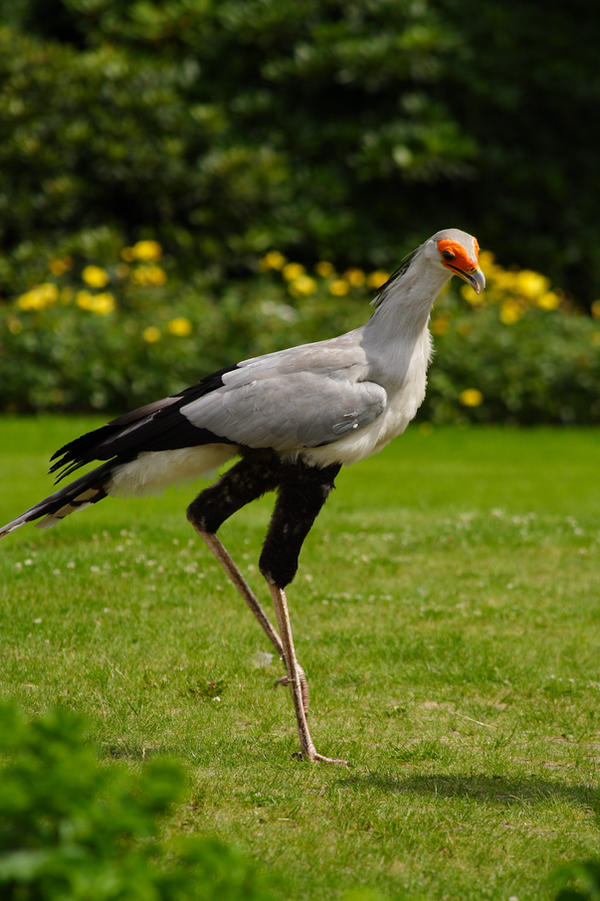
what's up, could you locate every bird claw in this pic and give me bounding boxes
[312,753,349,766]
[291,750,349,766]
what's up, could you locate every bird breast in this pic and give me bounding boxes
[300,327,432,468]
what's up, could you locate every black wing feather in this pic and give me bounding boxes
[50,365,239,483]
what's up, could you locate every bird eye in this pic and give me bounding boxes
[442,250,455,262]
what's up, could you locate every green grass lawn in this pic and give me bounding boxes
[0,417,598,900]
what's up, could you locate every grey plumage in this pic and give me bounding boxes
[181,342,386,451]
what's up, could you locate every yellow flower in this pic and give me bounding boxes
[131,264,167,286]
[492,269,519,292]
[41,283,59,304]
[591,300,600,319]
[143,326,161,343]
[82,265,109,288]
[459,388,484,407]
[17,283,59,311]
[514,269,550,300]
[478,250,495,269]
[259,250,286,271]
[430,314,450,335]
[500,300,523,325]
[289,275,317,297]
[167,317,193,337]
[344,267,366,286]
[315,261,335,277]
[89,292,115,315]
[132,240,162,262]
[150,265,167,285]
[75,290,115,314]
[536,291,560,311]
[282,262,305,281]
[367,270,389,289]
[461,284,484,306]
[76,290,94,310]
[330,278,350,296]
[16,290,39,311]
[48,256,72,275]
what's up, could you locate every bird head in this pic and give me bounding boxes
[428,228,486,294]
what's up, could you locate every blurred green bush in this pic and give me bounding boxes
[0,703,275,900]
[1,239,598,423]
[552,859,600,901]
[424,251,600,424]
[0,4,467,289]
[1,1,598,299]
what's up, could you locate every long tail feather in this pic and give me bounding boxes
[1,365,241,539]
[0,461,114,539]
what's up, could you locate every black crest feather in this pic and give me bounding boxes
[370,246,420,309]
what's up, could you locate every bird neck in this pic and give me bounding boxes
[365,253,451,341]
[360,254,451,388]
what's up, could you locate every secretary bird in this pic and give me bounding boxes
[1,228,484,764]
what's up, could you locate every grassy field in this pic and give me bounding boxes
[0,417,598,900]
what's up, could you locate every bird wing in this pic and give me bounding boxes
[48,333,382,478]
[180,346,386,451]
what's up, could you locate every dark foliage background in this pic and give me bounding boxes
[0,0,598,302]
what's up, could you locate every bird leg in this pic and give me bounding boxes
[186,453,309,711]
[259,460,347,765]
[268,582,347,765]
[193,529,283,656]
[194,529,310,714]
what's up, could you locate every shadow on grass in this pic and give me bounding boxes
[340,771,599,813]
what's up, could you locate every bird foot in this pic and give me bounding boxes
[292,750,349,766]
[311,752,349,766]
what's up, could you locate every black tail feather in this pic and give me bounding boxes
[2,365,241,539]
[0,462,114,538]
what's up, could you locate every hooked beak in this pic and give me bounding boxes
[464,267,486,295]
[444,260,486,295]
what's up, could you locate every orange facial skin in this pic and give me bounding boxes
[437,238,479,281]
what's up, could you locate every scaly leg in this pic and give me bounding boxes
[268,583,347,765]
[195,527,283,655]
[188,454,345,761]
[191,527,309,713]
[259,460,347,764]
